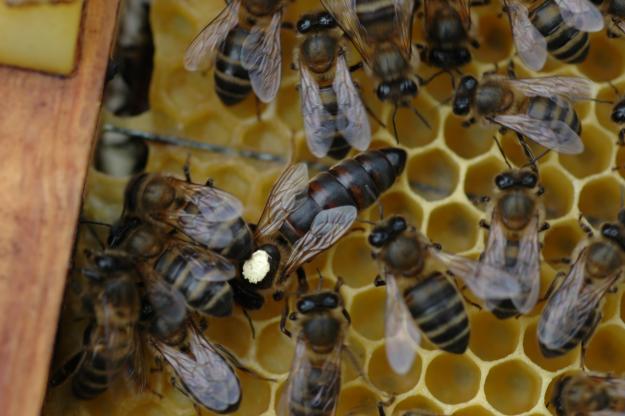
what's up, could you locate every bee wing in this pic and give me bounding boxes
[505,0,547,71]
[504,76,593,101]
[300,64,337,158]
[152,322,241,413]
[256,163,309,239]
[429,247,522,301]
[334,53,371,152]
[614,18,625,36]
[384,274,420,375]
[282,206,357,278]
[279,334,342,416]
[168,242,238,282]
[241,12,282,103]
[184,0,241,71]
[143,274,188,338]
[451,0,473,30]
[492,114,584,154]
[394,0,417,55]
[554,0,604,32]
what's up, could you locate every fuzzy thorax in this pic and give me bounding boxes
[242,250,271,284]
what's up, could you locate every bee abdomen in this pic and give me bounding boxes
[491,299,519,319]
[281,148,406,242]
[289,362,340,416]
[72,348,128,399]
[526,96,581,134]
[538,310,598,357]
[530,0,590,63]
[405,273,469,354]
[214,27,252,106]
[355,0,396,39]
[320,86,352,160]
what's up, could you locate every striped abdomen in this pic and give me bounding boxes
[491,240,522,319]
[288,360,340,416]
[354,0,397,40]
[154,246,234,317]
[319,86,351,160]
[538,309,599,357]
[404,273,469,354]
[281,147,406,243]
[72,326,134,399]
[215,26,252,105]
[530,0,590,63]
[523,96,581,135]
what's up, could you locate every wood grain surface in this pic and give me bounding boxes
[0,1,121,415]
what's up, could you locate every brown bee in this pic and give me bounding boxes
[550,371,625,415]
[538,210,625,359]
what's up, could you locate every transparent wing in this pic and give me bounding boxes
[492,114,584,154]
[394,0,417,55]
[429,247,522,301]
[143,275,188,339]
[280,334,342,416]
[384,274,420,375]
[283,206,357,278]
[334,53,371,152]
[505,76,593,101]
[614,18,625,36]
[161,241,238,283]
[256,163,309,239]
[152,322,241,413]
[554,0,604,32]
[453,0,473,30]
[184,0,240,71]
[300,64,336,157]
[506,0,547,71]
[241,12,282,103]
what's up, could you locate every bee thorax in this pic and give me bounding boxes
[242,250,272,284]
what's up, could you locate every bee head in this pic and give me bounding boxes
[611,98,625,124]
[297,12,336,33]
[494,172,516,190]
[601,222,625,251]
[82,252,134,285]
[376,79,417,103]
[427,47,471,69]
[452,75,478,116]
[241,244,280,287]
[296,291,340,314]
[519,170,538,189]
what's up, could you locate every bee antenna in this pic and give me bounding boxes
[493,136,512,169]
[609,81,621,97]
[522,148,550,171]
[357,219,377,226]
[410,105,431,130]
[80,220,109,250]
[392,106,400,143]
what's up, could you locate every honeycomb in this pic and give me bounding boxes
[41,0,625,415]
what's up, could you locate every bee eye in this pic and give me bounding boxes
[376,83,391,101]
[400,80,417,95]
[319,13,335,27]
[390,216,407,233]
[297,18,312,33]
[297,298,316,314]
[602,224,620,240]
[321,294,339,309]
[495,173,515,190]
[368,230,388,247]
[521,173,538,188]
[462,75,478,91]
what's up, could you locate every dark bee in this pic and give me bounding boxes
[550,371,625,415]
[538,210,625,359]
[504,0,603,71]
[369,215,521,373]
[122,172,253,261]
[184,0,287,105]
[278,279,349,416]
[453,73,591,154]
[50,252,141,399]
[295,11,371,159]
[480,168,546,319]
[108,217,237,318]
[236,148,406,313]
[421,0,475,69]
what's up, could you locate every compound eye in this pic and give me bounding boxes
[602,224,620,240]
[297,298,316,314]
[462,75,478,90]
[390,216,407,233]
[319,13,335,27]
[521,172,538,188]
[296,18,312,33]
[321,293,339,309]
[368,230,388,247]
[495,173,515,190]
[376,83,391,101]
[400,79,417,95]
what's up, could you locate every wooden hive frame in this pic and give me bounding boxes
[0,1,121,415]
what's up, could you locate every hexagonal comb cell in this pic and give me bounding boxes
[240,120,291,157]
[393,395,444,415]
[542,221,586,267]
[332,234,377,289]
[559,125,614,179]
[351,287,386,341]
[427,202,479,253]
[579,176,622,227]
[469,310,521,361]
[408,149,459,201]
[585,324,625,374]
[540,165,574,220]
[579,34,625,82]
[452,405,496,416]
[425,354,481,404]
[368,345,421,394]
[464,156,506,206]
[444,116,494,159]
[372,191,424,228]
[484,360,542,415]
[389,95,440,147]
[256,322,295,375]
[523,321,578,371]
[335,386,380,416]
[473,13,513,64]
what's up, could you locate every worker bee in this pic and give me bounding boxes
[107,217,237,318]
[452,73,592,154]
[612,95,625,145]
[549,371,625,415]
[236,148,406,315]
[369,215,521,374]
[320,0,430,139]
[593,0,625,37]
[183,0,286,105]
[479,167,546,319]
[294,11,371,159]
[420,0,476,70]
[537,210,625,359]
[504,0,603,71]
[122,172,254,261]
[278,278,350,416]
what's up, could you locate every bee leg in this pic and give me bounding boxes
[539,222,550,233]
[183,154,193,183]
[377,402,386,416]
[580,313,602,370]
[469,38,480,49]
[242,308,257,339]
[578,214,594,238]
[479,219,490,230]
[255,97,262,122]
[506,60,517,79]
[539,271,566,302]
[280,21,295,31]
[618,128,625,146]
[213,343,277,382]
[280,298,293,338]
[374,275,387,287]
[49,351,85,387]
[462,117,476,128]
[296,268,309,295]
[348,61,364,73]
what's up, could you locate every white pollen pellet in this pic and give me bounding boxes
[242,250,271,284]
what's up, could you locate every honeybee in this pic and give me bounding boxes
[108,217,237,318]
[452,73,592,154]
[320,0,429,138]
[235,148,406,315]
[594,0,625,37]
[538,210,625,359]
[294,11,371,159]
[479,167,546,318]
[611,95,625,145]
[504,0,603,71]
[420,0,476,69]
[122,172,254,261]
[550,371,625,415]
[278,278,350,416]
[183,0,286,105]
[369,215,521,374]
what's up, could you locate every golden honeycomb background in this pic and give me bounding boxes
[42,0,625,414]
